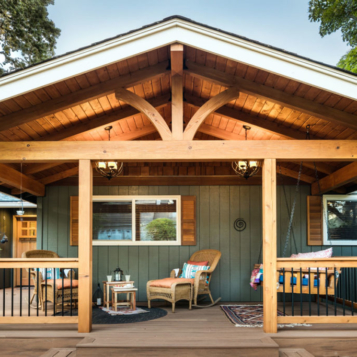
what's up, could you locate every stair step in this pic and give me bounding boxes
[76,335,279,357]
[279,348,314,357]
[40,348,76,357]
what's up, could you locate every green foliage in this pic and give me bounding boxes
[145,218,176,241]
[338,47,357,72]
[0,0,61,75]
[308,0,357,72]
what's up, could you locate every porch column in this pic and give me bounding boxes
[262,159,277,333]
[78,159,93,333]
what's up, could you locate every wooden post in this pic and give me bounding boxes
[170,44,184,140]
[78,160,93,333]
[262,159,277,333]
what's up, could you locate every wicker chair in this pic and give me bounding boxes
[147,249,221,311]
[22,250,78,313]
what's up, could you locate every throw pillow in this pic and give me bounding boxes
[187,260,209,266]
[180,263,210,279]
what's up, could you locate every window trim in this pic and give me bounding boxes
[92,195,181,246]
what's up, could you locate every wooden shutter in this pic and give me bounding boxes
[307,196,323,246]
[70,196,79,246]
[181,196,196,246]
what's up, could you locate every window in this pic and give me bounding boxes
[92,196,181,246]
[323,195,357,245]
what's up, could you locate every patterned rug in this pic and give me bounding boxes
[220,305,309,328]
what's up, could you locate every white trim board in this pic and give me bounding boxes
[0,18,357,102]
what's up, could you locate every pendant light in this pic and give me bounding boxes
[231,126,260,179]
[17,162,25,215]
[95,126,123,180]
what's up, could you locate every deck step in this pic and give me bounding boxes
[279,348,314,357]
[76,335,279,357]
[40,348,76,357]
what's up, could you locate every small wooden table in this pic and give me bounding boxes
[111,288,137,311]
[102,281,134,309]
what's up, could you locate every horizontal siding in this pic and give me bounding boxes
[37,185,354,302]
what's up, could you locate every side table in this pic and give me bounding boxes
[112,288,137,311]
[102,281,134,309]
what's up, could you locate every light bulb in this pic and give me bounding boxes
[97,162,106,169]
[249,161,258,168]
[108,162,117,170]
[239,161,247,169]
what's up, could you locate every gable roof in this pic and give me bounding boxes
[0,15,356,102]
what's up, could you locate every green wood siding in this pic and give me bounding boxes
[36,185,350,302]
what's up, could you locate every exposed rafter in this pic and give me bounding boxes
[0,61,169,132]
[183,87,240,140]
[0,163,45,196]
[311,162,357,195]
[115,88,172,140]
[185,60,357,131]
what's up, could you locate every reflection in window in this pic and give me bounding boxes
[135,199,177,241]
[93,201,132,240]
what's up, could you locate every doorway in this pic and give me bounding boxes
[13,215,37,286]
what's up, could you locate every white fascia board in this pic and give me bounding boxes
[0,18,356,102]
[0,201,37,208]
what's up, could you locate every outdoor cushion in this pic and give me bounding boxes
[295,248,333,259]
[187,260,209,266]
[43,279,79,290]
[150,278,194,288]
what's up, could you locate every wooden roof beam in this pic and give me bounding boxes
[171,44,184,140]
[185,93,306,140]
[0,61,169,132]
[0,163,45,196]
[311,161,357,195]
[185,60,357,131]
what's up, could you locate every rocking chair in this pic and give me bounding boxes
[147,249,221,311]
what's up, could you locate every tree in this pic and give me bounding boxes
[145,218,176,241]
[308,0,357,73]
[0,0,60,75]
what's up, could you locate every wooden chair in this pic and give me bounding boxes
[147,249,221,311]
[22,250,78,313]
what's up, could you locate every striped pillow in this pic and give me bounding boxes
[180,263,210,279]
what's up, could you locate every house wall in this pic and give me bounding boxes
[36,184,355,302]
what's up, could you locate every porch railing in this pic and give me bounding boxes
[0,258,78,324]
[276,257,357,324]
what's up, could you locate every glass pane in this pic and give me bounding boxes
[135,199,177,241]
[93,201,132,241]
[327,200,357,241]
[29,221,36,228]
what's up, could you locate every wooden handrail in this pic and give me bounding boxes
[0,258,79,269]
[277,257,357,269]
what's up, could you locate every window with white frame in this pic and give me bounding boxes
[92,196,181,245]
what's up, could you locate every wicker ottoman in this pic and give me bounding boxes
[147,278,193,313]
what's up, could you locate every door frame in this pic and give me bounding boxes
[12,215,37,286]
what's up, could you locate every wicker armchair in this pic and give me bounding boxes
[22,250,78,313]
[147,249,221,311]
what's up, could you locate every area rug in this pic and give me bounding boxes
[55,306,167,324]
[220,305,310,328]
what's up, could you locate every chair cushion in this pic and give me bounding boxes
[43,279,79,290]
[150,278,194,288]
[187,260,209,266]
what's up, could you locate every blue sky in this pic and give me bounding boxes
[48,0,350,67]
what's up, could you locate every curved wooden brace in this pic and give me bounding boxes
[115,88,172,140]
[183,87,240,141]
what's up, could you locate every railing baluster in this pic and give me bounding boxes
[334,267,337,316]
[343,269,346,316]
[300,267,302,316]
[45,269,48,317]
[291,268,294,317]
[308,268,311,316]
[70,269,73,317]
[28,269,30,316]
[317,267,320,316]
[11,268,14,317]
[3,269,5,317]
[53,268,56,317]
[36,268,39,316]
[282,268,285,316]
[325,267,328,316]
[351,268,354,317]
[62,270,64,316]
[20,269,22,317]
